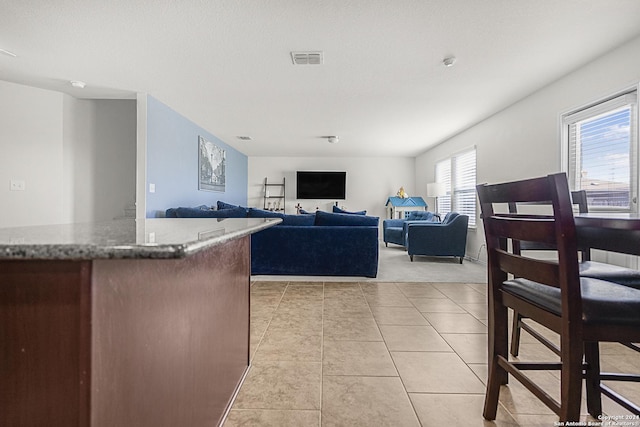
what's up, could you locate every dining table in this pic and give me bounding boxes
[575,212,640,256]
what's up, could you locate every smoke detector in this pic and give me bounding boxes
[443,56,456,67]
[70,80,86,89]
[291,51,324,65]
[327,136,339,144]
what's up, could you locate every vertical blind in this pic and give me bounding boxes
[435,147,476,227]
[565,91,638,211]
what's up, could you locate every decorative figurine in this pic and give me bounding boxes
[397,187,409,198]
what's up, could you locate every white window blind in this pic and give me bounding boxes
[564,91,638,212]
[435,159,451,213]
[435,147,476,227]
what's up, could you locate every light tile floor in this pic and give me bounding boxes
[223,281,640,427]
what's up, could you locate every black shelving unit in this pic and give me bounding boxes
[263,177,285,213]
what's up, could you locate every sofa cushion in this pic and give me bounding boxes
[314,211,379,226]
[407,211,435,221]
[332,206,366,215]
[175,206,247,218]
[281,214,315,226]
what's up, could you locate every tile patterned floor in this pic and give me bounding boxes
[223,281,640,427]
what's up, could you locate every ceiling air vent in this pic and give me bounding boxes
[291,51,323,65]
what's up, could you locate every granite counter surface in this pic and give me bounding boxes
[0,218,281,260]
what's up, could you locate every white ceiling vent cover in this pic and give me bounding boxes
[291,51,324,65]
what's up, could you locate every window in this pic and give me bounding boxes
[435,147,476,227]
[563,90,638,211]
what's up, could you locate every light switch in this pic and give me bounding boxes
[10,179,26,191]
[149,183,156,193]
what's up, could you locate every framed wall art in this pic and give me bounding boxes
[198,136,226,192]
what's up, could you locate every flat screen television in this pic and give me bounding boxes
[296,171,346,200]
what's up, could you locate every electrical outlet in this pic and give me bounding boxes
[10,179,26,191]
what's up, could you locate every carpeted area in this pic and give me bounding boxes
[252,241,487,283]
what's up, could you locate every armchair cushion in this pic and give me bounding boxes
[406,211,436,221]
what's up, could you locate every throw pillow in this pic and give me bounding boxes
[332,206,366,215]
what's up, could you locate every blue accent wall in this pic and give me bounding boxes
[145,96,248,217]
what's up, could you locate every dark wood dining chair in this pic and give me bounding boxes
[509,190,640,358]
[477,173,640,422]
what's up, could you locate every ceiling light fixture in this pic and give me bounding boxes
[327,136,339,144]
[0,48,18,57]
[443,56,456,67]
[70,80,86,89]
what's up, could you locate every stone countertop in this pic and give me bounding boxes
[0,218,281,260]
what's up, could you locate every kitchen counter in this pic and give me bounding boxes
[0,217,280,427]
[0,217,280,259]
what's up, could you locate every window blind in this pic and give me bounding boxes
[435,147,476,227]
[565,91,638,211]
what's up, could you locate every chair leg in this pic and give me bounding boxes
[483,298,509,420]
[410,255,413,262]
[459,257,463,264]
[510,311,523,357]
[559,335,583,422]
[584,341,602,418]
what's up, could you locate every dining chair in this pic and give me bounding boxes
[509,190,640,358]
[477,173,640,421]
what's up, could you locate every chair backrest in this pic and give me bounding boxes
[570,190,589,214]
[508,189,590,257]
[476,173,583,322]
[442,211,459,224]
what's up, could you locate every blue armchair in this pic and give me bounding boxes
[405,212,469,263]
[383,211,438,247]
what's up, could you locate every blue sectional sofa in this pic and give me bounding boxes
[165,204,380,277]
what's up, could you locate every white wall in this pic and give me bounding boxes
[0,81,65,227]
[248,157,416,222]
[416,35,640,263]
[63,97,136,222]
[0,79,136,228]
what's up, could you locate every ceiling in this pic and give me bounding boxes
[1,1,640,158]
